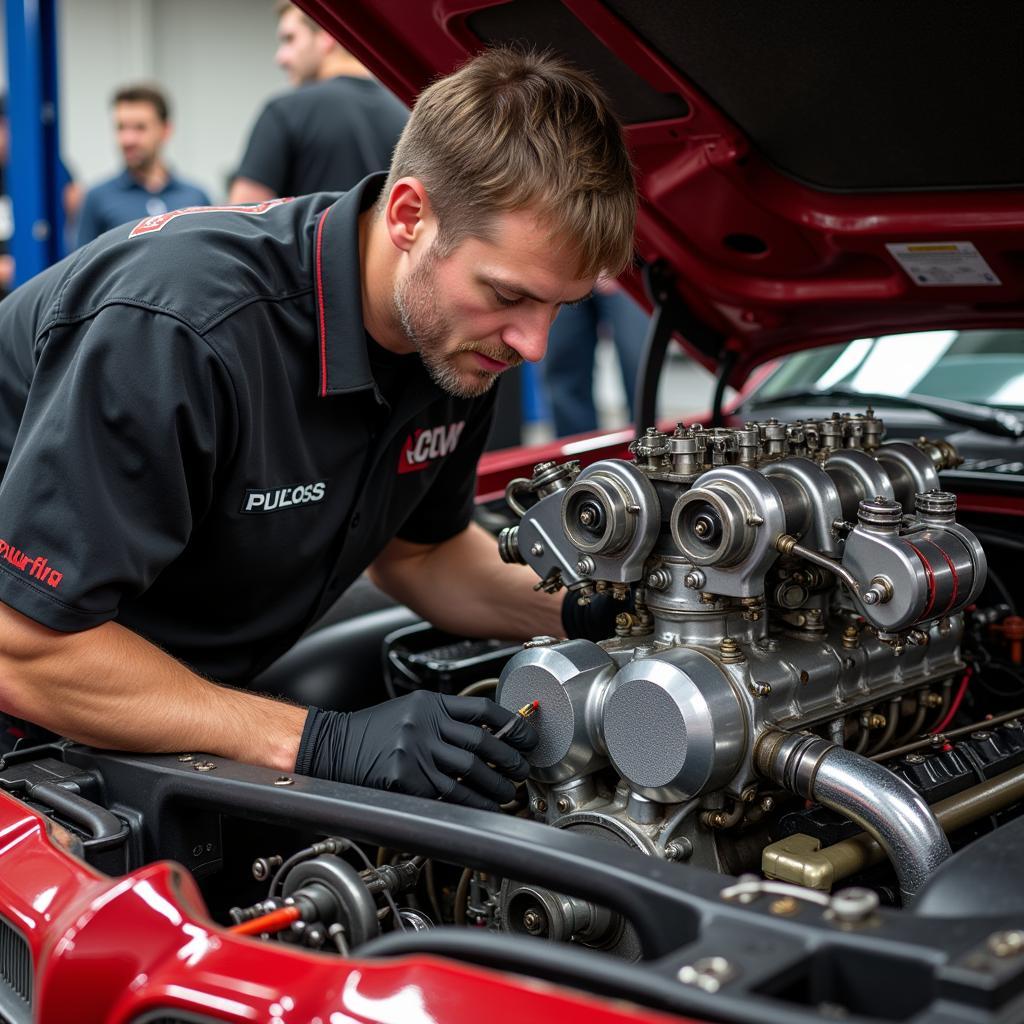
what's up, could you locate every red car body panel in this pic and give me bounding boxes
[302,0,1024,386]
[0,791,697,1023]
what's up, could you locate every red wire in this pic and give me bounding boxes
[228,904,301,936]
[931,666,973,735]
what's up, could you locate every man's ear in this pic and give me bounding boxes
[384,178,434,254]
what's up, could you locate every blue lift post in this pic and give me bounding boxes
[5,0,64,286]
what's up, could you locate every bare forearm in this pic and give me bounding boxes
[369,523,563,640]
[0,606,305,771]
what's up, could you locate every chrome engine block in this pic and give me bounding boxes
[495,413,986,900]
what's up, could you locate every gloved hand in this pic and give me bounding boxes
[295,690,538,811]
[561,587,634,641]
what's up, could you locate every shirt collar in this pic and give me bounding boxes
[115,168,179,193]
[312,172,392,398]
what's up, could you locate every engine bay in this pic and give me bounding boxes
[2,408,1024,1022]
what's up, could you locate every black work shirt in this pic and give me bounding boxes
[235,76,408,196]
[0,174,495,683]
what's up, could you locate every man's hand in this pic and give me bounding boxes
[295,690,538,810]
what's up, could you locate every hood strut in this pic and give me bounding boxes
[632,260,727,432]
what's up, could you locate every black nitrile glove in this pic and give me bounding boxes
[561,587,634,641]
[295,690,538,811]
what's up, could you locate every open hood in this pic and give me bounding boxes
[302,0,1024,383]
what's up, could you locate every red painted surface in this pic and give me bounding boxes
[0,791,699,1023]
[300,0,1024,387]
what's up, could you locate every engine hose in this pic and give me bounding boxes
[755,729,951,905]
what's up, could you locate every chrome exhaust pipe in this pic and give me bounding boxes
[755,729,951,905]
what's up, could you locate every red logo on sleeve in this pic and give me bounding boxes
[398,421,466,474]
[0,539,63,588]
[128,198,294,238]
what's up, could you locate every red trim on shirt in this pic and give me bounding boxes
[314,207,331,396]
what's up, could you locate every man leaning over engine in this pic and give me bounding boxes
[0,49,637,810]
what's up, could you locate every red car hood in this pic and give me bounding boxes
[302,0,1024,385]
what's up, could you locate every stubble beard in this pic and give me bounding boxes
[393,247,520,400]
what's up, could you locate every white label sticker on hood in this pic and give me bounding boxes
[886,241,1000,286]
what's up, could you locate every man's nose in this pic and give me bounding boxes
[501,310,551,364]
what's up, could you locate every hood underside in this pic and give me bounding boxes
[304,0,1024,381]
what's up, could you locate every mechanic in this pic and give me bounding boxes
[228,2,408,203]
[0,48,637,811]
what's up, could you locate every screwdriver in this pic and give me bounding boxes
[493,699,539,740]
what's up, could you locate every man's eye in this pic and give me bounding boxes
[492,289,522,308]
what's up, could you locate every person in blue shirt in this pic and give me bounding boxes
[76,83,210,248]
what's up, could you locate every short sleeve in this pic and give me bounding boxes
[0,306,236,631]
[396,389,497,545]
[235,103,291,196]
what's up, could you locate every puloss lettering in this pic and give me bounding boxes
[241,480,327,515]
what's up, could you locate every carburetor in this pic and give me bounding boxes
[493,411,986,929]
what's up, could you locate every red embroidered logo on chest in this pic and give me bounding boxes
[398,421,466,474]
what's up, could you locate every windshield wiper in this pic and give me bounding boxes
[740,386,1024,439]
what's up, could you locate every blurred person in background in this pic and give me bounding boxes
[542,275,650,436]
[228,1,407,203]
[76,83,209,248]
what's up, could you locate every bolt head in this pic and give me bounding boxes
[556,797,570,813]
[530,542,545,556]
[829,886,879,924]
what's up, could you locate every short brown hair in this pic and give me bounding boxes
[112,83,170,124]
[274,1,316,30]
[383,48,636,278]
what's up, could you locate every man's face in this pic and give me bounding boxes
[394,208,596,399]
[275,8,322,85]
[114,101,169,172]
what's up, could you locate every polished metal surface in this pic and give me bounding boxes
[756,729,951,904]
[500,412,984,888]
[602,648,746,802]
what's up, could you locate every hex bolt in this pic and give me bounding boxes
[683,569,706,590]
[646,568,672,590]
[828,887,880,925]
[578,508,596,526]
[904,753,926,764]
[759,796,775,812]
[576,556,595,575]
[530,543,545,557]
[750,681,772,698]
[177,753,194,763]
[193,761,216,772]
[664,837,693,862]
[921,692,944,708]
[534,799,547,814]
[556,797,571,814]
[677,956,736,993]
[252,855,283,881]
[273,776,294,786]
[988,931,1024,958]
[522,909,545,935]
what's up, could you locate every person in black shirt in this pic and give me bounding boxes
[0,49,636,809]
[229,2,408,203]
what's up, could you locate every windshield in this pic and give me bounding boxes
[752,329,1024,408]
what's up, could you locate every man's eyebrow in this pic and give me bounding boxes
[485,275,592,306]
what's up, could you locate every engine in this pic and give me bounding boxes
[491,411,991,941]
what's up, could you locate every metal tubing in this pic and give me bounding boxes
[763,763,1024,891]
[874,704,1024,763]
[756,730,951,904]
